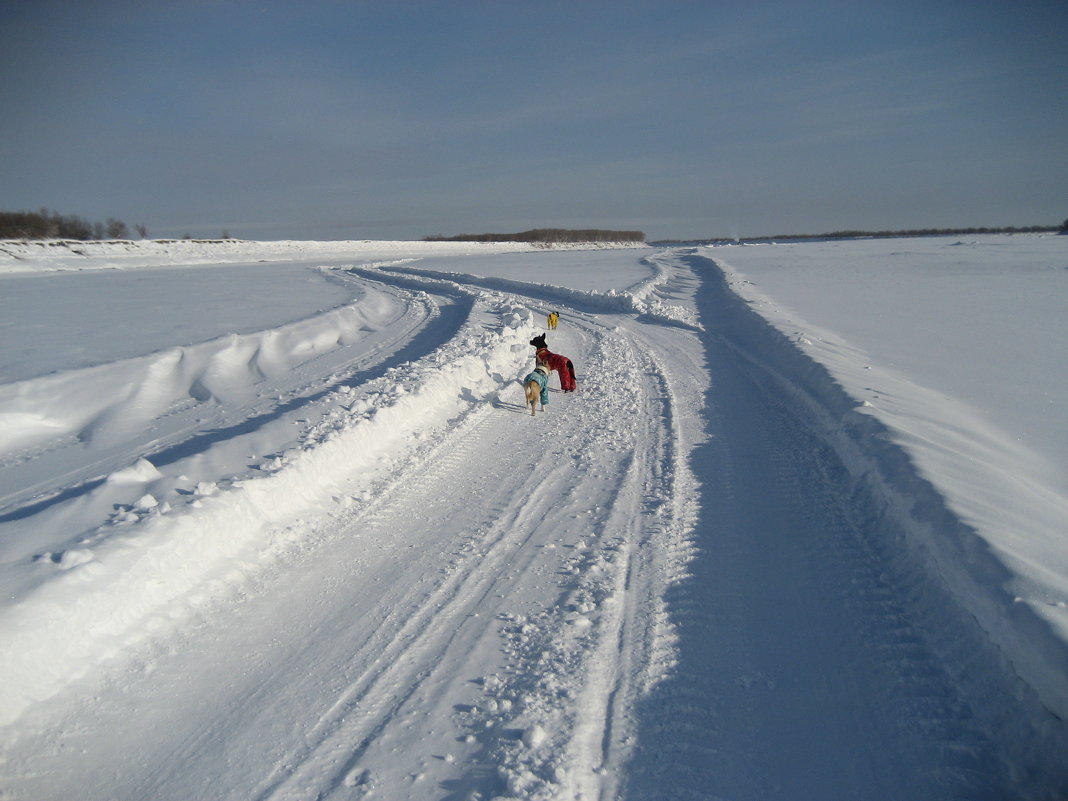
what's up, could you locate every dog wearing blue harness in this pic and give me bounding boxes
[523,359,551,416]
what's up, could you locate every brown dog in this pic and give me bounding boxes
[522,361,550,415]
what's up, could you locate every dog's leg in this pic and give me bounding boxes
[525,381,538,415]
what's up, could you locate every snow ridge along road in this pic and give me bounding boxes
[0,243,1066,799]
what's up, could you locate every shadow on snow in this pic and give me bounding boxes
[618,254,1068,801]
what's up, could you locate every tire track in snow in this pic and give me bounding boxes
[616,258,1061,801]
[580,332,698,801]
[251,404,581,800]
[250,307,681,799]
[451,320,697,801]
[2,258,695,801]
[252,290,693,801]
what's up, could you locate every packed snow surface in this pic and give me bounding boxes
[0,235,1065,800]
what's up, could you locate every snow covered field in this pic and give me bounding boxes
[0,235,1065,800]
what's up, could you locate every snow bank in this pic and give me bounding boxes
[0,294,406,458]
[0,237,644,275]
[0,297,538,725]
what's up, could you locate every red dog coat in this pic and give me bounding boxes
[535,347,577,392]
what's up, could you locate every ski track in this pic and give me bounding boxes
[1,250,1067,800]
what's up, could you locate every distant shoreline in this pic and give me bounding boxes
[652,224,1062,246]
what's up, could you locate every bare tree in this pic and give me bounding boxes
[106,218,129,239]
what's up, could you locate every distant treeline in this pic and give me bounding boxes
[425,228,646,244]
[0,209,145,240]
[654,223,1065,245]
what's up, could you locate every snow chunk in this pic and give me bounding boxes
[53,550,95,570]
[107,458,163,484]
[521,723,548,749]
[194,481,218,497]
[134,494,159,511]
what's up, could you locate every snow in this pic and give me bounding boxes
[0,235,1065,799]
[711,236,1068,633]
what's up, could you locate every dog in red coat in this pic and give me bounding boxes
[529,333,577,392]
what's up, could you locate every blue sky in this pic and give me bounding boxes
[2,0,1066,240]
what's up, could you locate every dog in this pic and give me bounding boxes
[529,333,577,392]
[522,360,550,415]
[547,311,559,330]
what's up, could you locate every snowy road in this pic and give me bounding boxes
[1,242,1066,799]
